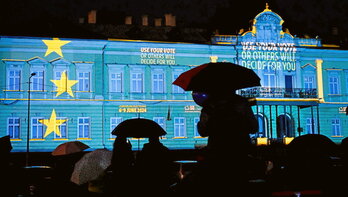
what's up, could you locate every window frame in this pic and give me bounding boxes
[110,117,123,138]
[7,117,20,139]
[77,117,91,139]
[331,118,341,136]
[54,117,68,139]
[130,72,144,93]
[31,117,44,139]
[174,117,186,138]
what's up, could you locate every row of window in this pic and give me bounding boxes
[7,117,201,140]
[254,114,343,138]
[7,68,348,95]
[8,115,343,141]
[6,68,185,94]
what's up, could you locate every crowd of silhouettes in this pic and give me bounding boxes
[2,112,348,197]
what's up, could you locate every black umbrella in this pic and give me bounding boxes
[172,62,261,93]
[111,118,167,138]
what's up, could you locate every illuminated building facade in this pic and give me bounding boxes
[1,6,348,152]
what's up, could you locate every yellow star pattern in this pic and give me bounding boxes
[51,71,78,97]
[42,38,71,57]
[39,109,67,138]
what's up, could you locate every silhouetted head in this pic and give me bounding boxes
[148,136,160,144]
[192,90,237,106]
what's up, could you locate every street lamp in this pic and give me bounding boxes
[26,72,36,166]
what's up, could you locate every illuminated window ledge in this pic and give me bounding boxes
[173,137,187,139]
[10,139,22,141]
[30,139,45,141]
[77,138,92,140]
[3,90,24,92]
[331,135,344,138]
[109,137,152,140]
[4,90,47,92]
[193,136,207,138]
[53,138,69,141]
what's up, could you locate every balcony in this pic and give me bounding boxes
[239,87,317,99]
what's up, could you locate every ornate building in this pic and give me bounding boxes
[1,5,347,152]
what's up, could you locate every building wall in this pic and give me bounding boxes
[1,7,348,152]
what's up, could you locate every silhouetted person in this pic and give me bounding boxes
[285,134,338,195]
[106,136,135,196]
[191,91,258,196]
[0,135,14,196]
[52,152,86,196]
[134,136,176,196]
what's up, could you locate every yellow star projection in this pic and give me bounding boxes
[51,71,78,97]
[39,109,67,138]
[42,38,71,57]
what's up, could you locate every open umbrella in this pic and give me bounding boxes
[70,149,112,185]
[172,62,261,92]
[111,118,166,138]
[52,141,90,156]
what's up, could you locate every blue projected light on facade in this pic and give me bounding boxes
[1,5,348,152]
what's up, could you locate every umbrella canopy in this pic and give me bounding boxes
[52,141,90,156]
[111,118,167,138]
[172,62,261,93]
[70,149,112,185]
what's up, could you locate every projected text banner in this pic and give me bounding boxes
[240,42,297,71]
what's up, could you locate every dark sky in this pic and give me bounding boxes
[1,0,348,44]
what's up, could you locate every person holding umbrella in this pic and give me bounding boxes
[134,135,177,196]
[105,135,135,196]
[173,62,261,196]
[110,118,176,196]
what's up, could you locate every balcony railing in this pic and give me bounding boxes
[239,87,317,99]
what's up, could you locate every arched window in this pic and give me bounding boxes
[254,114,268,138]
[276,114,294,138]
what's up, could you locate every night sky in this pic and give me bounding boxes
[1,0,348,45]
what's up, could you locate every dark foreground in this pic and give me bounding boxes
[2,143,348,197]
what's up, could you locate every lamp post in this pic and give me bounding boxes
[26,72,36,166]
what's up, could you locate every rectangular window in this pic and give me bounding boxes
[174,117,186,137]
[32,71,44,91]
[153,117,166,131]
[152,73,165,93]
[77,72,90,91]
[194,117,200,137]
[54,71,64,90]
[54,118,68,139]
[306,117,317,134]
[329,75,340,94]
[110,73,123,93]
[110,117,123,138]
[131,73,143,93]
[8,70,21,90]
[332,118,341,136]
[263,71,276,87]
[78,117,90,138]
[8,117,20,139]
[304,76,315,90]
[32,118,44,139]
[172,73,184,93]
